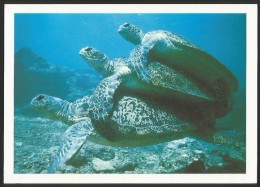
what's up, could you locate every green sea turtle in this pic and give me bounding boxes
[118,23,238,117]
[79,47,219,123]
[31,93,245,173]
[31,93,204,173]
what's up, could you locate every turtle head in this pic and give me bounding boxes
[118,23,144,45]
[31,94,71,121]
[79,46,108,75]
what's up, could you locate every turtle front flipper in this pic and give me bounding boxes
[129,45,151,83]
[47,119,94,173]
[88,66,131,120]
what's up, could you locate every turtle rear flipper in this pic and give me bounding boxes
[47,119,94,173]
[88,66,131,120]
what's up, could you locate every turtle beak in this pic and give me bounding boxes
[79,46,88,53]
[79,48,86,56]
[118,24,127,33]
[79,47,93,57]
[79,48,88,61]
[118,23,130,33]
[31,94,46,108]
[79,49,83,55]
[118,25,123,33]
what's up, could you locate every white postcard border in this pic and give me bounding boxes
[4,4,258,184]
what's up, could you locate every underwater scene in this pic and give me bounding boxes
[14,14,246,174]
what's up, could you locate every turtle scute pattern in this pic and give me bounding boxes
[111,96,195,135]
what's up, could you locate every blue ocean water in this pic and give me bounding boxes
[15,14,246,89]
[14,14,246,174]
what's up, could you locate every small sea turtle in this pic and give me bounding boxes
[118,23,238,117]
[79,47,218,122]
[31,93,204,173]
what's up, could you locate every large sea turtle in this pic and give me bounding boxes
[31,90,218,173]
[31,93,245,173]
[118,23,238,117]
[79,47,220,123]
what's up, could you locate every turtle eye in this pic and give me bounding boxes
[84,47,92,52]
[37,95,45,101]
[124,23,130,27]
